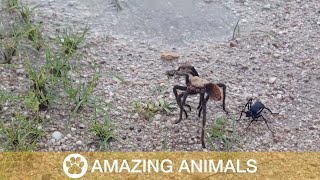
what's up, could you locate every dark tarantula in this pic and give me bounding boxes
[167,65,227,148]
[166,65,202,121]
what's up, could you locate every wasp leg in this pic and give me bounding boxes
[238,99,253,121]
[265,107,279,115]
[258,115,275,133]
[245,118,255,131]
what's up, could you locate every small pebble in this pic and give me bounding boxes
[76,140,83,146]
[269,77,277,84]
[52,131,62,141]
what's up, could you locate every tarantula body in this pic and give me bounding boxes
[189,76,222,101]
[167,65,227,148]
[238,98,278,133]
[174,67,227,119]
[166,65,202,117]
[179,76,227,148]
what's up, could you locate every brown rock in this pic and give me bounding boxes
[160,52,179,61]
[230,42,237,47]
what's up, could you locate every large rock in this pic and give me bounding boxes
[160,52,179,61]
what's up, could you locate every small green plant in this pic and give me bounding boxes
[24,91,41,112]
[31,36,44,51]
[132,98,176,120]
[0,90,21,111]
[0,29,4,40]
[207,117,238,151]
[232,19,240,40]
[154,98,176,113]
[8,24,22,38]
[90,120,114,150]
[19,4,36,23]
[25,59,49,111]
[1,39,18,64]
[1,25,21,63]
[4,0,19,11]
[57,26,89,54]
[24,23,43,51]
[0,112,44,151]
[64,75,99,114]
[162,133,169,151]
[132,101,156,120]
[44,49,70,78]
[111,0,127,11]
[112,74,127,84]
[151,84,167,95]
[25,24,40,41]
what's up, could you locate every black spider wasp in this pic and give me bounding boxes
[237,98,278,133]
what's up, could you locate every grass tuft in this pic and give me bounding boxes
[90,120,115,150]
[64,75,99,114]
[4,0,20,11]
[232,19,240,40]
[110,0,128,11]
[132,98,176,121]
[44,49,70,78]
[57,26,89,55]
[1,39,18,64]
[19,4,36,24]
[25,24,43,51]
[0,112,44,151]
[25,59,50,112]
[207,117,238,151]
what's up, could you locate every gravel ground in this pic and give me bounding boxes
[1,0,320,152]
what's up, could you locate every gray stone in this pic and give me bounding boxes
[79,123,86,128]
[66,134,72,139]
[273,53,281,58]
[45,115,50,119]
[52,131,63,141]
[154,114,162,121]
[263,4,271,10]
[76,140,83,146]
[269,77,277,84]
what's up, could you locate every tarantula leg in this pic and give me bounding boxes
[259,115,275,133]
[175,91,190,124]
[217,83,227,113]
[184,104,191,111]
[197,95,203,110]
[198,93,209,118]
[173,85,187,102]
[200,92,207,148]
[174,85,192,111]
[177,93,191,113]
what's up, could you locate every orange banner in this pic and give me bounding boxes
[0,152,319,179]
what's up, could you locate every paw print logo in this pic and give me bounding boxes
[63,154,88,178]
